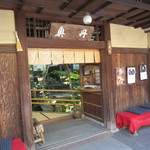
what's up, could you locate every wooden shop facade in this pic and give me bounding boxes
[0,1,150,149]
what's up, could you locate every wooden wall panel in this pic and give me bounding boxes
[0,53,22,139]
[113,54,149,111]
[102,23,150,129]
[110,53,150,127]
[82,92,103,122]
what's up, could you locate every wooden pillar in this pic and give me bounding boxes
[15,11,34,150]
[101,23,116,129]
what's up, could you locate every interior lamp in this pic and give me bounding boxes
[83,12,92,25]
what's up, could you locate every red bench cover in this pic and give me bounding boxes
[116,111,150,134]
[12,138,27,150]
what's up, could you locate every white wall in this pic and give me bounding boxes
[110,23,147,48]
[0,10,16,44]
[147,32,150,48]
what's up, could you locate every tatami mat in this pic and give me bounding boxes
[32,112,71,122]
[32,112,48,122]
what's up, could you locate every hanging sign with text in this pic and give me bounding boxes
[49,23,94,41]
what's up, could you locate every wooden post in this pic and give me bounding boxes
[15,11,35,150]
[101,23,116,129]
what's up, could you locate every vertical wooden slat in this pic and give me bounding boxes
[0,53,22,139]
[15,11,34,150]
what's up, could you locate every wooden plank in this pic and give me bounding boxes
[27,38,105,49]
[0,53,22,139]
[91,1,112,14]
[111,47,150,54]
[50,23,94,41]
[106,0,150,10]
[31,89,79,92]
[84,112,102,121]
[15,11,34,150]
[83,101,102,108]
[32,102,80,106]
[107,8,138,22]
[0,44,16,52]
[32,98,81,102]
[68,0,95,18]
[127,10,149,20]
[134,20,150,28]
[59,0,73,10]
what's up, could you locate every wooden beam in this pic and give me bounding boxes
[68,0,95,18]
[127,15,150,26]
[27,38,105,49]
[127,10,149,20]
[36,7,43,14]
[0,44,16,52]
[25,12,104,26]
[18,0,25,11]
[111,47,150,54]
[134,20,150,28]
[142,24,150,29]
[95,16,104,21]
[91,2,112,14]
[59,0,73,10]
[15,11,34,150]
[107,8,138,22]
[106,0,150,10]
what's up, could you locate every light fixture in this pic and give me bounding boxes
[83,12,92,25]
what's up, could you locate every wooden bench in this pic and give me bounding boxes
[116,111,150,135]
[33,118,45,144]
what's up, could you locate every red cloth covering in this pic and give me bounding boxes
[12,138,27,150]
[116,111,150,134]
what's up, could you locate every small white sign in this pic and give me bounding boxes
[127,67,136,84]
[140,65,148,80]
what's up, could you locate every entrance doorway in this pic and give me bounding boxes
[30,64,81,123]
[29,63,103,124]
[28,48,105,147]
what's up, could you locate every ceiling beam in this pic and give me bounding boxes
[25,12,104,26]
[59,0,73,10]
[17,0,24,11]
[68,0,95,18]
[142,24,150,29]
[107,7,138,22]
[126,15,150,26]
[91,2,112,14]
[127,10,149,20]
[95,16,104,21]
[106,0,150,10]
[134,20,150,28]
[36,7,43,14]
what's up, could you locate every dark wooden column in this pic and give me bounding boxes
[15,11,34,149]
[101,23,115,129]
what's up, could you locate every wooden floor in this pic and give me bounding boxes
[32,111,73,125]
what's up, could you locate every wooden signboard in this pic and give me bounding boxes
[49,23,94,41]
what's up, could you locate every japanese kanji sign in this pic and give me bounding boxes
[50,23,94,41]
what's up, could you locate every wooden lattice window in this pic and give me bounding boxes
[26,18,50,38]
[26,18,104,41]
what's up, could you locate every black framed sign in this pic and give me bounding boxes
[139,64,148,80]
[127,67,136,84]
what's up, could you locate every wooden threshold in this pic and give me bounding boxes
[40,115,73,125]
